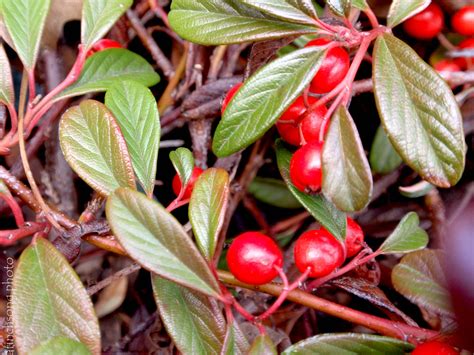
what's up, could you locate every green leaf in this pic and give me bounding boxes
[392,250,453,317]
[275,140,346,241]
[326,0,351,17]
[169,147,195,186]
[59,100,136,196]
[221,323,249,355]
[106,187,221,297]
[286,0,319,18]
[241,0,316,25]
[0,44,14,105]
[322,106,373,212]
[378,212,428,254]
[351,0,368,10]
[12,238,100,354]
[248,177,301,209]
[249,335,277,355]
[213,47,326,157]
[387,0,430,28]
[282,333,414,354]
[189,168,229,261]
[373,34,465,188]
[105,80,160,196]
[56,49,160,100]
[151,275,226,355]
[369,126,403,175]
[81,0,132,50]
[1,0,50,70]
[30,337,91,355]
[168,0,318,45]
[399,180,434,198]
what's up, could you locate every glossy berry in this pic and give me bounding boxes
[402,3,444,40]
[451,6,474,36]
[172,167,203,199]
[221,83,243,114]
[454,38,474,69]
[289,142,323,193]
[294,230,345,278]
[345,218,364,257]
[434,59,461,72]
[305,38,350,94]
[86,39,122,58]
[411,341,458,355]
[227,232,283,285]
[276,96,328,146]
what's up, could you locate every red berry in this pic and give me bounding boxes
[434,59,461,72]
[402,3,444,40]
[345,217,364,257]
[172,167,203,199]
[454,38,474,69]
[86,39,122,58]
[305,38,350,94]
[412,341,458,355]
[294,229,344,278]
[451,6,474,36]
[227,232,283,285]
[289,142,323,193]
[276,96,328,146]
[221,83,243,114]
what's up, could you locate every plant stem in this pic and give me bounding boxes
[217,270,438,343]
[0,222,47,246]
[0,193,25,227]
[27,70,36,104]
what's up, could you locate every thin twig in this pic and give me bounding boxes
[87,263,140,295]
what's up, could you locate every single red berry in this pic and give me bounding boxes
[451,6,474,36]
[276,96,328,146]
[411,341,458,355]
[305,38,350,94]
[402,3,444,40]
[227,232,283,285]
[345,217,364,257]
[294,229,345,278]
[434,59,461,72]
[454,38,474,69]
[86,39,122,58]
[289,142,323,193]
[221,83,243,114]
[172,167,203,199]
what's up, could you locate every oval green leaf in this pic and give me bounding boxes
[322,106,373,212]
[373,34,466,188]
[105,80,160,196]
[387,0,430,28]
[327,0,351,17]
[106,187,221,297]
[378,212,428,254]
[213,46,326,157]
[392,249,454,317]
[352,0,368,10]
[249,334,277,355]
[189,168,230,261]
[369,126,403,175]
[2,0,50,70]
[81,0,132,50]
[221,323,250,355]
[152,275,226,355]
[282,333,414,354]
[241,0,316,25]
[12,238,100,355]
[0,44,14,105]
[275,140,346,241]
[169,147,195,187]
[248,177,301,209]
[168,0,317,45]
[399,180,434,198]
[30,337,91,355]
[56,49,160,100]
[59,100,136,196]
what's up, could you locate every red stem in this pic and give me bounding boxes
[0,193,25,227]
[0,222,47,246]
[364,7,380,28]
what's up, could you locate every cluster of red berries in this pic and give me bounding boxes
[223,39,350,194]
[226,217,363,285]
[403,4,474,72]
[411,340,458,355]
